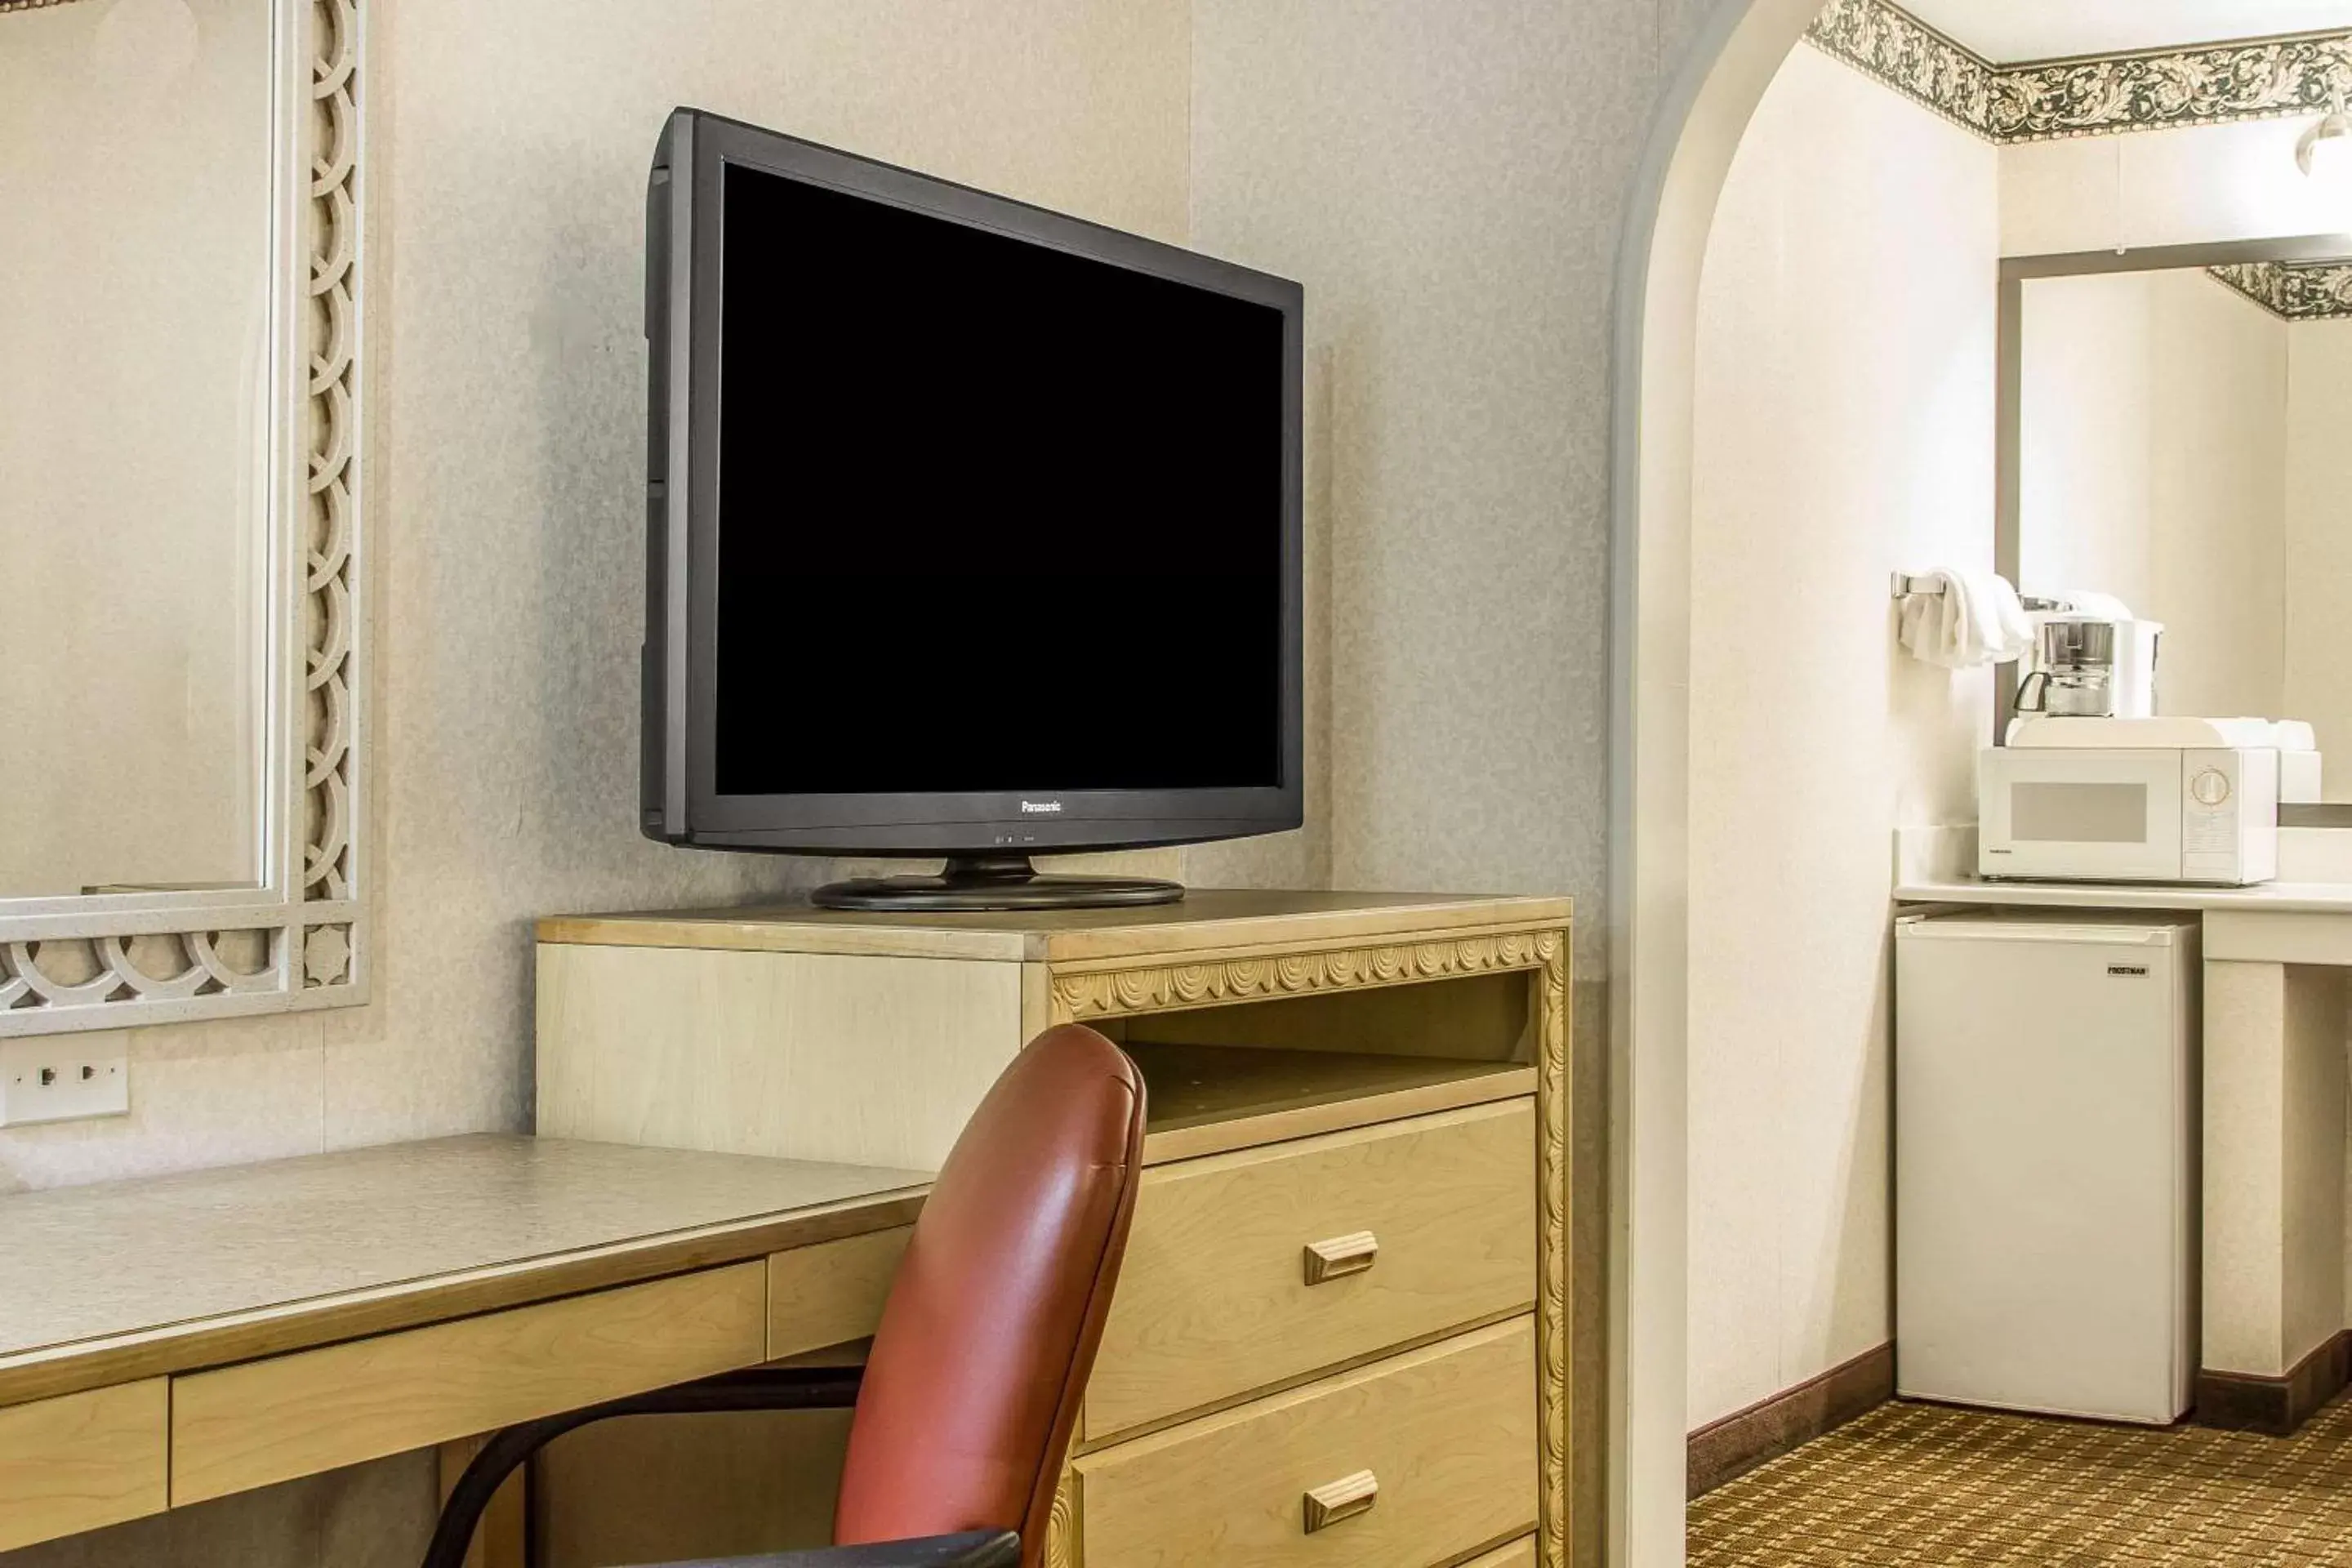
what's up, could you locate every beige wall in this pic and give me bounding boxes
[2285,321,2352,793]
[1186,0,1614,938]
[1682,43,1999,1431]
[2012,274,2352,766]
[2132,276,2288,724]
[0,0,270,897]
[2003,115,2352,257]
[2016,275,2158,614]
[2017,270,2289,721]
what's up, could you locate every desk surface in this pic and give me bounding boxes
[1895,876,2352,914]
[0,1135,925,1409]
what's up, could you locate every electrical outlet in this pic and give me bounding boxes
[0,1035,130,1127]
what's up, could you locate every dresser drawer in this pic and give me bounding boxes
[1074,1316,1537,1568]
[1086,1098,1535,1439]
[172,1261,767,1504]
[0,1380,168,1552]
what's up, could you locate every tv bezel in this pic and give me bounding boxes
[644,108,1306,857]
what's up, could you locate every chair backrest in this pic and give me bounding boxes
[832,1023,1146,1565]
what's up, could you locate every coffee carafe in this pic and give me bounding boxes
[2016,615,2162,719]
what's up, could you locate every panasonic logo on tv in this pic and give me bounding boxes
[1020,800,1063,814]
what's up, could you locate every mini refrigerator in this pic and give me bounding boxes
[1895,910,2198,1424]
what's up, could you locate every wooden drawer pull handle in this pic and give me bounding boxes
[1302,1468,1379,1533]
[1303,1230,1379,1285]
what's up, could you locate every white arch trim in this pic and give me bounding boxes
[1606,0,1820,1561]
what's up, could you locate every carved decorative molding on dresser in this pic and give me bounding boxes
[537,889,1575,1568]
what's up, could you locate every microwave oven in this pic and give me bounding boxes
[1978,746,2278,885]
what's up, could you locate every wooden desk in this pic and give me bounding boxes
[0,1135,924,1554]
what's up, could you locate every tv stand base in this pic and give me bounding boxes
[810,854,1184,912]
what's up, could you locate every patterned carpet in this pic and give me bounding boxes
[1688,1397,2352,1565]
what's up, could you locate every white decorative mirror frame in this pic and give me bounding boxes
[0,0,367,1037]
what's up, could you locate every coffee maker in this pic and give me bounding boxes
[2014,613,2163,719]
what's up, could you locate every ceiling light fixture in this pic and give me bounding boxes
[2298,95,2352,178]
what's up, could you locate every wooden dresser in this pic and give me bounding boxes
[537,890,1571,1568]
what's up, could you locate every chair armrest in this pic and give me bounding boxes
[639,1532,1021,1568]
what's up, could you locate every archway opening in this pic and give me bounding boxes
[1610,1,2352,1560]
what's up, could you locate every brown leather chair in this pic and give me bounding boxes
[423,1023,1146,1568]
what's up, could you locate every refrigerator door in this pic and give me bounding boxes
[1895,913,2198,1423]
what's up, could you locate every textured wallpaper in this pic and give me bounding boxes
[1188,0,1619,978]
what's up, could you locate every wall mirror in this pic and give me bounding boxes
[2001,237,2352,799]
[0,0,367,1035]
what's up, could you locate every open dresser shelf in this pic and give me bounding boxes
[1125,1040,1537,1165]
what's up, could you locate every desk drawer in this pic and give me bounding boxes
[0,1380,168,1552]
[768,1225,911,1359]
[1086,1098,1535,1439]
[172,1261,766,1504]
[1074,1316,1536,1568]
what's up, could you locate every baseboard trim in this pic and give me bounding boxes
[2195,1330,2352,1437]
[1687,1343,1895,1499]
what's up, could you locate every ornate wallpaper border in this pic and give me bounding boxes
[2211,261,2352,321]
[1807,0,2352,145]
[1804,0,1998,137]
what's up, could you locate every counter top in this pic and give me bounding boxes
[1895,877,2352,914]
[0,1134,926,1408]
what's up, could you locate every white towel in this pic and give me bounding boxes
[2052,588,2135,620]
[1896,568,2034,669]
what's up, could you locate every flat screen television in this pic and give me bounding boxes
[641,109,1304,911]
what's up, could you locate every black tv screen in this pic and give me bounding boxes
[642,109,1304,866]
[714,163,1285,798]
